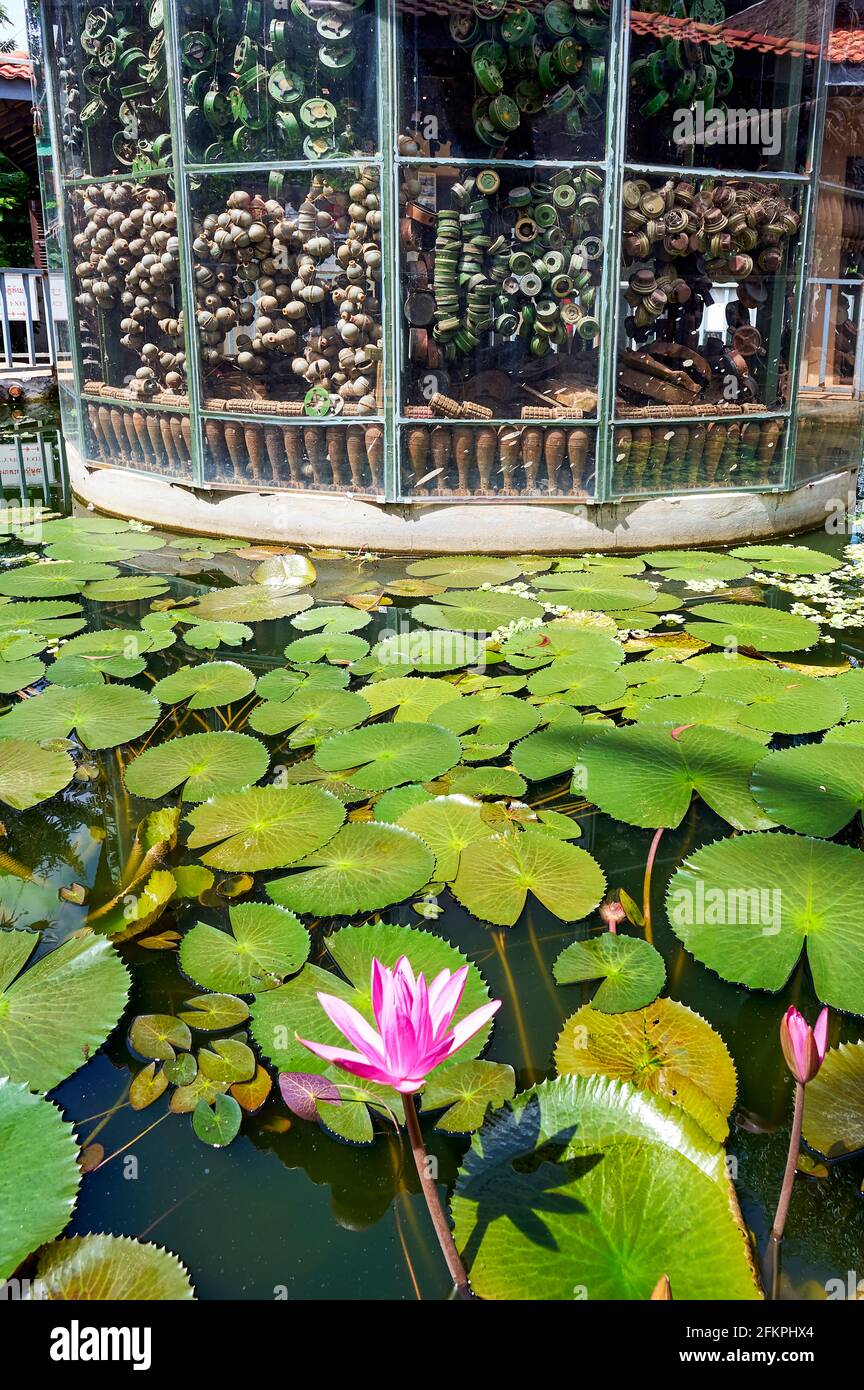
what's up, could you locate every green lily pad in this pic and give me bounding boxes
[728,543,841,575]
[193,1093,243,1147]
[413,589,543,633]
[180,902,309,994]
[642,550,753,582]
[628,692,770,743]
[0,1079,80,1281]
[0,738,75,809]
[1,684,160,750]
[444,765,527,798]
[284,632,370,665]
[555,999,736,1142]
[684,602,821,652]
[803,1041,864,1158]
[699,664,847,735]
[152,661,256,710]
[176,614,254,649]
[176,993,249,1030]
[526,661,628,706]
[371,629,486,673]
[451,828,605,927]
[28,1233,195,1299]
[575,724,776,830]
[406,556,522,588]
[533,573,659,611]
[267,822,434,916]
[124,731,269,802]
[666,832,864,1014]
[185,784,345,871]
[0,657,44,692]
[0,561,118,598]
[250,553,316,589]
[750,742,864,837]
[316,721,461,791]
[129,1013,192,1061]
[0,929,130,1090]
[83,575,170,602]
[832,668,864,721]
[396,794,495,880]
[450,1074,760,1301]
[0,598,85,639]
[433,693,541,758]
[511,720,587,781]
[423,1059,516,1133]
[291,605,371,633]
[553,932,666,1012]
[186,584,313,624]
[362,675,463,723]
[248,686,370,741]
[255,664,348,701]
[605,660,704,709]
[46,629,156,684]
[373,784,434,822]
[501,620,624,669]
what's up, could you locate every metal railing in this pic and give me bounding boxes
[0,423,69,511]
[0,268,63,369]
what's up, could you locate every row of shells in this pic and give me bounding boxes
[405,424,593,497]
[72,182,185,396]
[191,169,382,408]
[86,402,191,477]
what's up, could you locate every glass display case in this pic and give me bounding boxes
[32,0,862,510]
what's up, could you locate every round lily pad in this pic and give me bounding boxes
[396,794,495,880]
[180,902,309,994]
[728,544,841,575]
[184,784,345,870]
[684,602,821,653]
[316,721,461,791]
[803,1041,864,1157]
[248,686,369,740]
[0,1079,80,1281]
[552,932,666,1012]
[0,738,75,809]
[124,732,269,802]
[750,742,864,837]
[1,684,160,750]
[152,661,256,710]
[267,822,435,916]
[29,1233,195,1299]
[451,828,605,926]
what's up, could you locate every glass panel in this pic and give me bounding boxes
[190,167,383,415]
[616,174,804,420]
[612,416,785,494]
[400,421,596,497]
[82,398,193,478]
[400,163,604,418]
[202,416,383,493]
[397,1,610,162]
[68,175,187,402]
[178,0,378,165]
[796,397,863,480]
[800,280,862,390]
[45,0,171,180]
[625,0,825,175]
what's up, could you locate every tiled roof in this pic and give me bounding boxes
[0,51,33,83]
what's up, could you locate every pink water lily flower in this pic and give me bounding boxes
[780,1005,829,1085]
[298,955,501,1094]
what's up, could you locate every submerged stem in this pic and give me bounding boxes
[403,1093,473,1300]
[642,827,664,944]
[768,1079,805,1298]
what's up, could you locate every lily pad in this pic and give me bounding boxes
[526,661,628,707]
[699,664,847,735]
[124,731,269,802]
[750,742,864,837]
[396,794,495,880]
[268,822,434,916]
[83,575,170,602]
[176,993,249,1030]
[433,693,541,759]
[248,686,370,741]
[186,584,313,624]
[423,1059,516,1132]
[316,721,461,791]
[627,692,770,743]
[534,573,659,611]
[666,832,864,1014]
[553,933,666,1012]
[362,675,463,723]
[371,629,485,673]
[413,589,543,633]
[555,999,736,1142]
[511,720,587,781]
[0,929,130,1090]
[28,1233,195,1299]
[832,668,864,721]
[803,1041,864,1157]
[0,1078,80,1281]
[685,602,821,652]
[152,661,256,710]
[451,828,605,926]
[405,556,522,587]
[251,553,316,589]
[179,903,310,993]
[1,684,160,750]
[450,1074,760,1300]
[192,1093,243,1147]
[728,543,841,575]
[184,784,345,870]
[373,784,434,822]
[129,1013,192,1062]
[0,739,75,809]
[284,632,370,665]
[574,724,776,830]
[0,561,118,598]
[642,550,752,582]
[291,605,371,633]
[0,657,44,692]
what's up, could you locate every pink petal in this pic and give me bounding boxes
[813,1006,829,1062]
[446,998,501,1055]
[297,1038,397,1088]
[316,991,386,1063]
[429,965,468,1037]
[370,957,389,1029]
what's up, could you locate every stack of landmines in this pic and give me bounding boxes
[405,423,592,496]
[86,401,191,477]
[614,418,783,493]
[87,401,384,490]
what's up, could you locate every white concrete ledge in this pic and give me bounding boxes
[68,447,856,554]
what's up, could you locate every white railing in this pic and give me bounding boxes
[0,268,65,369]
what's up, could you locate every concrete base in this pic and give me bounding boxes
[68,446,856,554]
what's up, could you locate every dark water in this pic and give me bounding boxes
[5,516,864,1301]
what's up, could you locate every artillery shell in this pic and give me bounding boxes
[453,427,474,494]
[544,428,566,494]
[303,427,327,488]
[326,427,347,489]
[365,425,384,491]
[346,424,367,490]
[521,427,543,493]
[406,426,429,491]
[476,427,496,494]
[223,421,246,482]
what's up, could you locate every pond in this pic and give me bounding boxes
[1,503,863,1302]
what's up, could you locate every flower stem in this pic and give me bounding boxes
[768,1079,805,1298]
[404,1094,473,1299]
[642,827,664,944]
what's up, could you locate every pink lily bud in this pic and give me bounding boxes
[599,899,626,933]
[779,1005,829,1085]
